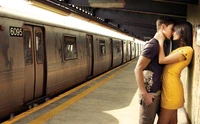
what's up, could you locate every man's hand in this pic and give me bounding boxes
[142,93,155,106]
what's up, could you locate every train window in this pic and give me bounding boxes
[63,36,77,60]
[35,32,43,64]
[99,40,106,55]
[24,30,32,65]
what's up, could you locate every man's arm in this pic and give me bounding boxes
[134,56,154,105]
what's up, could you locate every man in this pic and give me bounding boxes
[134,16,175,124]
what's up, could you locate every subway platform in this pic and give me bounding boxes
[2,59,189,124]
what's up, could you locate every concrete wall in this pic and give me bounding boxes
[181,3,200,124]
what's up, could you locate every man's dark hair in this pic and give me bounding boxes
[156,16,175,31]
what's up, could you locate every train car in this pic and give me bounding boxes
[0,0,139,122]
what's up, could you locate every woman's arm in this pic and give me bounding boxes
[158,40,185,64]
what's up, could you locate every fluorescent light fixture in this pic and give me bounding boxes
[0,0,133,41]
[27,0,70,16]
[89,0,125,8]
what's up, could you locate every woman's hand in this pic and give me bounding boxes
[155,31,165,45]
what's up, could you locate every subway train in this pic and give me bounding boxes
[0,1,144,122]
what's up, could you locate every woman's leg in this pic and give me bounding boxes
[169,110,177,124]
[157,107,176,124]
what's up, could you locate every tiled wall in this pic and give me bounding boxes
[181,3,200,123]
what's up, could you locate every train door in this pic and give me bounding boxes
[134,43,138,57]
[110,38,113,68]
[86,34,93,78]
[127,41,131,60]
[130,42,132,59]
[23,25,46,103]
[123,41,126,63]
[131,42,135,59]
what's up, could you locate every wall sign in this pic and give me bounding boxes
[9,26,23,37]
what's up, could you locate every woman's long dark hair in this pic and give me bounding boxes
[174,21,193,47]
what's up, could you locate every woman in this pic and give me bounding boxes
[157,21,193,124]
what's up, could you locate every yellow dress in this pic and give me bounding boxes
[161,46,193,110]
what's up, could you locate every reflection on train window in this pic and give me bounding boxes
[99,40,106,55]
[63,36,77,60]
[113,41,121,55]
[24,30,32,65]
[36,32,43,63]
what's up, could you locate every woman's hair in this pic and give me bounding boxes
[174,21,193,47]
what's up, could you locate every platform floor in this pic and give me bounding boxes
[2,59,189,124]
